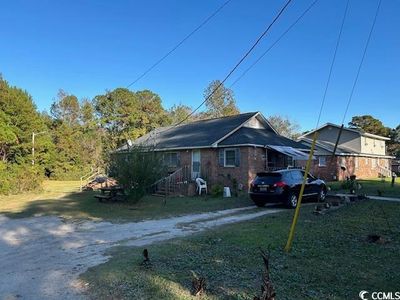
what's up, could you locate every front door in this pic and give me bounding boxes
[192,150,201,180]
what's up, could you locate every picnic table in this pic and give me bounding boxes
[94,186,127,202]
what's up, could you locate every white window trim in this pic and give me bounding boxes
[318,156,327,167]
[224,148,236,167]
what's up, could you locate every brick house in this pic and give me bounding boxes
[298,123,393,181]
[122,112,310,192]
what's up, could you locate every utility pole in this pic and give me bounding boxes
[32,131,47,165]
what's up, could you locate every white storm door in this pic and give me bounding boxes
[192,150,201,180]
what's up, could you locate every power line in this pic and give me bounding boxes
[175,0,293,126]
[126,0,233,88]
[315,0,350,128]
[230,0,320,88]
[341,0,382,125]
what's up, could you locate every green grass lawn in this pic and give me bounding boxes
[328,177,400,198]
[0,181,253,221]
[82,200,400,299]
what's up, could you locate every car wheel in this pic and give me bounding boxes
[286,193,298,208]
[253,199,267,207]
[317,187,326,202]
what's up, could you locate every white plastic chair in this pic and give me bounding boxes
[195,178,207,195]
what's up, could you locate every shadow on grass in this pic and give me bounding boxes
[82,200,400,299]
[2,191,254,222]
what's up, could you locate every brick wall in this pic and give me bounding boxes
[310,155,392,181]
[172,147,267,191]
[200,147,252,190]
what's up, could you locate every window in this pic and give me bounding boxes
[318,156,327,167]
[340,157,346,167]
[287,156,294,167]
[164,152,179,167]
[372,158,377,168]
[292,171,303,181]
[355,157,359,168]
[225,149,236,167]
[219,148,240,167]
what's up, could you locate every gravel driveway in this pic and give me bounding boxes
[0,206,283,300]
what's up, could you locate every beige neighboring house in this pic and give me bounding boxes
[299,123,393,181]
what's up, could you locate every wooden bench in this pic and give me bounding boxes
[94,194,112,202]
[95,186,127,202]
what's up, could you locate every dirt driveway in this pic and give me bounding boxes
[0,206,283,300]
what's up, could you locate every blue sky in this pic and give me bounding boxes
[1,0,399,131]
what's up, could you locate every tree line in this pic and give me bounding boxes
[1,74,398,194]
[0,77,240,194]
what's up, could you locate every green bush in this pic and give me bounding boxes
[210,184,223,198]
[50,165,92,180]
[0,162,43,194]
[109,146,167,202]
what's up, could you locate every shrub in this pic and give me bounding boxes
[0,162,43,194]
[109,145,167,202]
[210,184,223,198]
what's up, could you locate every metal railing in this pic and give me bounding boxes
[80,167,104,191]
[151,165,191,196]
[376,164,392,178]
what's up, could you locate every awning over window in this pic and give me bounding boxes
[267,145,314,161]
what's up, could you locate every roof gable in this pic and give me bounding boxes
[299,123,390,141]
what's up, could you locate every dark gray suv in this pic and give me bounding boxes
[249,169,327,208]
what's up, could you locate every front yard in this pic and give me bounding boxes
[328,177,400,198]
[82,200,400,299]
[0,181,253,222]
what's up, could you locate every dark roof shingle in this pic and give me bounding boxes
[219,127,307,149]
[132,112,258,149]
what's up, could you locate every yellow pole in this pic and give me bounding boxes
[284,131,319,252]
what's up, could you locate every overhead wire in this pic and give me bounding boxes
[341,0,382,125]
[230,0,320,89]
[285,0,351,252]
[315,0,350,129]
[331,0,382,157]
[126,0,233,88]
[175,0,293,126]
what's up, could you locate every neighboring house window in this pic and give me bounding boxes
[219,148,240,167]
[355,157,359,169]
[164,152,179,167]
[372,158,377,168]
[318,156,326,167]
[340,157,346,167]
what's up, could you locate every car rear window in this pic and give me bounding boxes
[255,172,282,184]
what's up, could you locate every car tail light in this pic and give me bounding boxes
[273,181,286,188]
